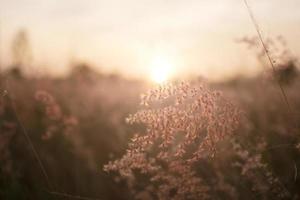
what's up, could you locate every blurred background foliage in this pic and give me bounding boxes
[0,30,300,199]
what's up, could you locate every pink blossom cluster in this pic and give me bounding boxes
[104,81,240,199]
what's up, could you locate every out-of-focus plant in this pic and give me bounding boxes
[231,138,290,199]
[11,29,33,76]
[0,97,17,175]
[104,81,240,199]
[35,90,78,140]
[237,35,298,84]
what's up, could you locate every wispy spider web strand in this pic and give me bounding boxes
[242,0,292,114]
[8,95,54,191]
[4,78,102,200]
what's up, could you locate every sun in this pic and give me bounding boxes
[150,55,174,84]
[151,66,170,84]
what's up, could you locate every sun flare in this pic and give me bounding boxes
[150,55,174,84]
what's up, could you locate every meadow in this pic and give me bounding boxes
[0,45,300,199]
[0,1,300,198]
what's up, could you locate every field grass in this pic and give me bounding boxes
[0,56,299,199]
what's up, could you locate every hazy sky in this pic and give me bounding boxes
[0,0,300,80]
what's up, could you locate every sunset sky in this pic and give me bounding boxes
[0,0,300,80]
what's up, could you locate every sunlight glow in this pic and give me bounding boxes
[150,55,174,84]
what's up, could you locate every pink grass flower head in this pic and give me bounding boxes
[104,81,241,200]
